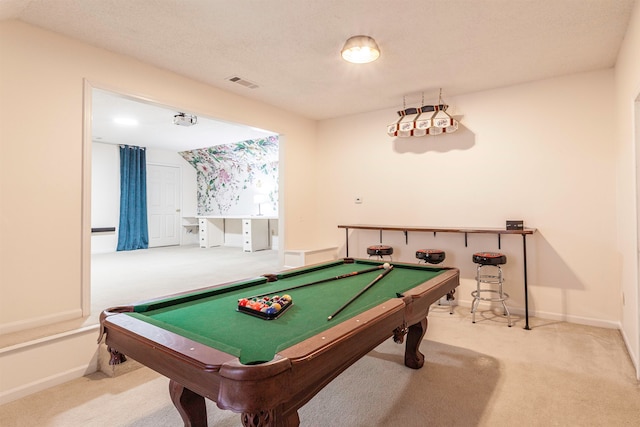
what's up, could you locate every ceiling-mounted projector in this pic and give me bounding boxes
[173,112,197,126]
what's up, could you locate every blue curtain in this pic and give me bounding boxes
[117,145,149,251]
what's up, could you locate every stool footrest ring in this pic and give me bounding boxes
[475,279,503,285]
[471,289,509,303]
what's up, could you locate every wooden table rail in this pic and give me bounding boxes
[337,224,537,330]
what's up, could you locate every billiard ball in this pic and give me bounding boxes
[383,262,391,269]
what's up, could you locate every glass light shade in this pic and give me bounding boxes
[429,108,455,135]
[430,109,458,134]
[413,116,428,137]
[398,108,419,137]
[434,110,451,127]
[444,119,459,133]
[341,36,380,64]
[414,106,434,136]
[387,120,401,137]
[388,108,407,137]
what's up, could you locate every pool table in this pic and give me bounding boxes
[99,258,459,427]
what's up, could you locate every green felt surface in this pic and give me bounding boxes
[127,260,445,364]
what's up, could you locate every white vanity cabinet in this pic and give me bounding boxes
[242,218,270,252]
[197,216,274,251]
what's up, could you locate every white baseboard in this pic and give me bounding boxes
[0,326,99,405]
[619,325,640,380]
[0,365,92,405]
[455,298,621,330]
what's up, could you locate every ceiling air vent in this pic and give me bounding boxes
[228,76,259,89]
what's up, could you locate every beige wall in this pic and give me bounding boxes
[614,1,640,377]
[0,20,318,332]
[317,69,620,326]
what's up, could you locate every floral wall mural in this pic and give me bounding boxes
[180,136,279,216]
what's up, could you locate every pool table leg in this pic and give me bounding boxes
[404,317,427,369]
[241,408,300,427]
[169,380,207,427]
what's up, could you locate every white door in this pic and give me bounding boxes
[147,164,181,247]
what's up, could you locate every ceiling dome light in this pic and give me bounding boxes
[113,117,138,126]
[341,35,380,64]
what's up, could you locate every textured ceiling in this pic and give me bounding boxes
[1,0,636,121]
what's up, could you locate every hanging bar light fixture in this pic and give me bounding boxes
[388,89,459,138]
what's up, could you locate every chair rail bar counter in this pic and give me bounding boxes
[337,224,536,330]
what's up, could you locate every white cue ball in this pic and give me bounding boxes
[383,262,390,269]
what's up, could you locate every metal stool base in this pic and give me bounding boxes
[471,264,512,327]
[416,250,452,314]
[438,290,455,314]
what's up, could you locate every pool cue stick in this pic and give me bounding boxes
[327,265,394,321]
[246,265,385,300]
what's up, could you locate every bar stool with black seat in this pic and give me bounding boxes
[416,249,455,314]
[471,252,512,327]
[367,244,393,261]
[415,249,446,265]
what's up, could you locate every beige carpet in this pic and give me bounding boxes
[89,245,280,319]
[1,307,638,426]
